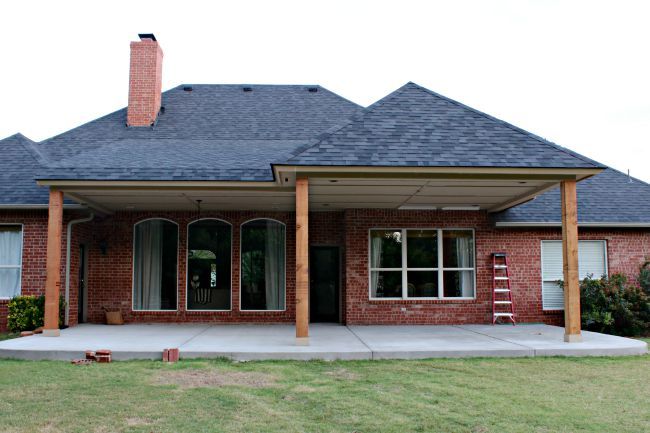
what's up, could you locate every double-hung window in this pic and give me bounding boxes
[370,228,475,299]
[541,240,607,310]
[0,226,22,299]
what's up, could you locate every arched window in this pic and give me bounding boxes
[240,219,286,311]
[133,219,178,310]
[187,219,232,311]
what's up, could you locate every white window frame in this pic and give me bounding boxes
[368,228,476,300]
[185,218,233,312]
[540,239,608,311]
[0,224,23,300]
[131,218,180,312]
[239,218,287,312]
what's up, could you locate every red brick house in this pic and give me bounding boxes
[1,34,649,344]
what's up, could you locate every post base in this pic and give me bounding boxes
[295,337,310,346]
[42,329,60,337]
[564,333,582,343]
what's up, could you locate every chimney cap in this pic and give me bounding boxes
[138,33,157,42]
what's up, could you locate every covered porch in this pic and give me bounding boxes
[0,323,646,360]
[37,165,599,343]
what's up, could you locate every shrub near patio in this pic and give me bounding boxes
[575,262,650,336]
[6,295,65,332]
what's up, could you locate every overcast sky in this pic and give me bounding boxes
[1,0,648,181]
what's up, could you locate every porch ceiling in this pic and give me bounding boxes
[47,171,592,214]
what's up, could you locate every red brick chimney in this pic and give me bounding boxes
[127,34,163,127]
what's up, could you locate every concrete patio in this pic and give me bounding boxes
[0,323,646,361]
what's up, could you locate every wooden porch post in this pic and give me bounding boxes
[561,180,581,342]
[295,177,310,343]
[43,189,64,337]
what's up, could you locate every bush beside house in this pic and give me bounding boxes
[7,295,65,332]
[577,262,650,337]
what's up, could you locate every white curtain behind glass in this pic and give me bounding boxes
[0,227,22,298]
[133,220,163,310]
[456,235,473,297]
[264,221,285,310]
[370,235,383,295]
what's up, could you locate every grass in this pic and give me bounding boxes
[0,355,648,433]
[0,332,19,341]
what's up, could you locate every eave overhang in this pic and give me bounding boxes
[35,165,603,214]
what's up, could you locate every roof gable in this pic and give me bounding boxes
[0,134,50,205]
[287,82,601,169]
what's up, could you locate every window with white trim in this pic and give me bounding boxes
[541,240,607,310]
[369,229,475,299]
[0,226,22,299]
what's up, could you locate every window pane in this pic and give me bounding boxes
[541,240,607,310]
[442,230,474,268]
[407,271,438,297]
[443,270,474,297]
[370,230,402,268]
[0,226,22,266]
[578,241,607,279]
[241,220,285,310]
[187,220,231,310]
[407,230,437,268]
[370,271,402,298]
[0,226,22,298]
[0,268,20,298]
[133,220,178,310]
[542,281,564,310]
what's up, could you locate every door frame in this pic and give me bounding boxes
[309,245,343,323]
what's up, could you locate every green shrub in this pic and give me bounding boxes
[577,273,650,336]
[7,295,65,332]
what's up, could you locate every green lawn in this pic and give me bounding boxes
[0,332,19,341]
[0,353,648,433]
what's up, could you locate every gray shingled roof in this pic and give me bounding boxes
[287,82,602,168]
[0,134,51,206]
[2,81,648,226]
[34,84,363,181]
[493,168,650,225]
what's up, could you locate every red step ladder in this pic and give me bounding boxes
[492,253,516,325]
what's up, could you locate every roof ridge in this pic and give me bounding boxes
[286,82,414,161]
[407,82,603,169]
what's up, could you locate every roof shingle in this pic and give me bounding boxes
[493,168,650,225]
[287,82,602,169]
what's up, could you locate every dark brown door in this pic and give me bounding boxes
[309,246,340,323]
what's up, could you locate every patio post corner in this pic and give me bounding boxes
[43,188,64,337]
[295,177,310,343]
[561,179,582,343]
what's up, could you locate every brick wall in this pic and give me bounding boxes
[343,209,650,325]
[84,211,346,325]
[1,208,649,331]
[0,210,91,331]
